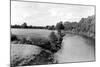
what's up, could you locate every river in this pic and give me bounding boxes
[54,34,95,63]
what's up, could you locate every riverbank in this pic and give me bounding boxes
[63,31,95,40]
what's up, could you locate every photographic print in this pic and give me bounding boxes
[10,0,95,67]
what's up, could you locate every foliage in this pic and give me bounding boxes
[55,21,64,36]
[49,31,63,53]
[64,15,95,38]
[47,25,55,30]
[11,23,55,30]
[49,32,58,42]
[56,21,64,31]
[11,34,18,41]
[21,22,27,28]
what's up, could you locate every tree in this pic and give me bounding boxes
[56,21,64,30]
[56,21,64,35]
[48,26,53,30]
[11,34,18,41]
[46,25,49,29]
[46,25,55,30]
[21,22,27,28]
[49,31,61,53]
[49,31,58,43]
[51,25,55,30]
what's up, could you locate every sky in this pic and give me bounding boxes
[11,1,95,26]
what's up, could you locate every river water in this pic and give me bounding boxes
[54,34,95,63]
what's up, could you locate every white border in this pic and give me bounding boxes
[0,0,99,67]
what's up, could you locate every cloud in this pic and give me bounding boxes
[11,1,95,25]
[49,8,73,21]
[49,8,58,16]
[61,13,73,21]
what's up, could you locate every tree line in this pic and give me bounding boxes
[11,15,95,38]
[64,15,95,38]
[55,15,95,38]
[11,23,55,30]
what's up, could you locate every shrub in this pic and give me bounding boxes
[11,34,18,41]
[49,31,62,53]
[19,37,27,44]
[49,31,58,43]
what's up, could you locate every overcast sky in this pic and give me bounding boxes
[11,1,95,26]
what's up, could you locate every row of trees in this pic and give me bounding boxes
[64,15,95,34]
[57,15,95,38]
[64,15,95,33]
[11,15,95,38]
[11,22,55,30]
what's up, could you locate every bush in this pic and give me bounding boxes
[11,34,18,41]
[49,31,58,43]
[19,37,27,44]
[49,31,62,53]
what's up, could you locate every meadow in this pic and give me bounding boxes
[11,28,59,67]
[11,28,95,67]
[11,29,55,39]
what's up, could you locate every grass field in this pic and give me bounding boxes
[11,44,41,66]
[11,29,55,39]
[11,29,57,67]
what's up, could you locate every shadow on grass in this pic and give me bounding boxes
[11,49,57,67]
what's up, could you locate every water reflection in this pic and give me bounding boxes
[54,35,95,63]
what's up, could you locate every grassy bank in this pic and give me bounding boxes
[11,44,56,67]
[11,29,63,67]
